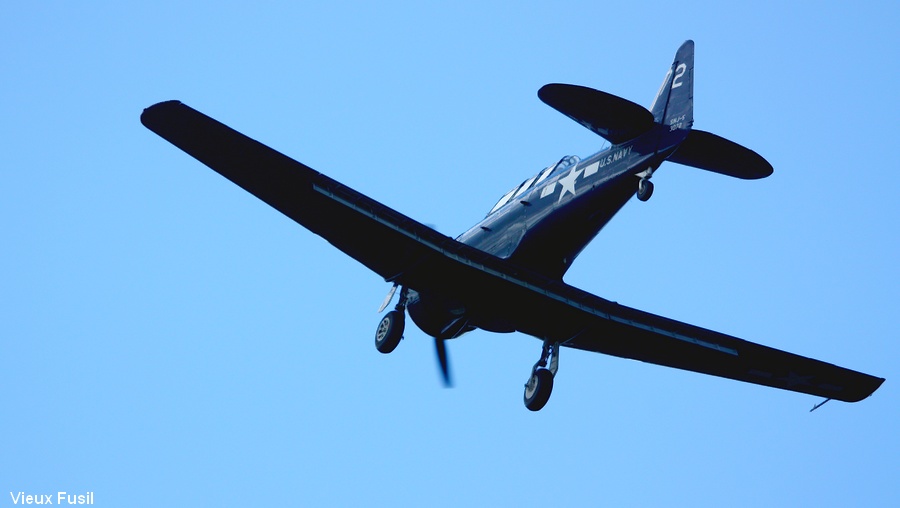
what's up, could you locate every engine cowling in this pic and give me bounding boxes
[405,289,473,339]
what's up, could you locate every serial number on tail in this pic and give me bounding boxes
[669,114,687,131]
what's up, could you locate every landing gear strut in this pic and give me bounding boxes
[375,287,407,354]
[524,340,559,411]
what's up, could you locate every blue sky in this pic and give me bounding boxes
[3,2,898,506]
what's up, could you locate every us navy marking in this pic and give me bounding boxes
[540,146,633,201]
[597,145,633,168]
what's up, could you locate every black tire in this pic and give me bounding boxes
[524,368,554,411]
[637,179,654,201]
[375,310,404,354]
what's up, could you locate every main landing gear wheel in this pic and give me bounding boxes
[375,310,404,354]
[523,340,559,411]
[524,368,554,411]
[637,178,654,202]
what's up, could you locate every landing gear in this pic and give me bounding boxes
[637,178,654,201]
[524,340,559,411]
[635,165,657,202]
[375,310,404,353]
[375,286,407,354]
[524,369,554,411]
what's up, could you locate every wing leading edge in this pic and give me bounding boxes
[141,101,883,404]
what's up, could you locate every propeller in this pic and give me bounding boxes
[434,338,452,387]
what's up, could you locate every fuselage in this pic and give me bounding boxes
[458,125,682,279]
[406,125,687,338]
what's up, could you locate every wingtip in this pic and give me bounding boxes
[747,160,775,180]
[140,100,184,127]
[872,376,886,393]
[843,376,886,403]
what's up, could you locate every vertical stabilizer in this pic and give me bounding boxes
[650,40,694,131]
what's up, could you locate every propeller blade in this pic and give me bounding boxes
[434,338,452,387]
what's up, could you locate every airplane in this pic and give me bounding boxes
[141,40,883,411]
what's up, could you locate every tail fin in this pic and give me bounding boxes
[540,41,772,179]
[652,41,773,179]
[650,40,694,132]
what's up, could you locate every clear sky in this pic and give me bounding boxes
[3,2,898,506]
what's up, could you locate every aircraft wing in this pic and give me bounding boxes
[141,100,463,284]
[540,286,885,403]
[141,101,883,404]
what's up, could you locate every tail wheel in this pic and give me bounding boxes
[375,310,404,354]
[637,178,654,201]
[524,368,554,411]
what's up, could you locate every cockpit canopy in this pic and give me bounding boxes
[487,155,580,215]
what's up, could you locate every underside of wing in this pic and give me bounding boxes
[546,290,884,403]
[141,101,455,284]
[668,129,774,179]
[538,84,656,144]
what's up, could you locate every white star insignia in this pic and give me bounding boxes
[557,167,583,204]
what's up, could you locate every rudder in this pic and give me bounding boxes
[650,40,694,132]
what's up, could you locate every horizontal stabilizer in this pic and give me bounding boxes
[539,84,655,144]
[668,129,773,179]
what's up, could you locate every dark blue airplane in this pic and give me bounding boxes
[142,41,883,411]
